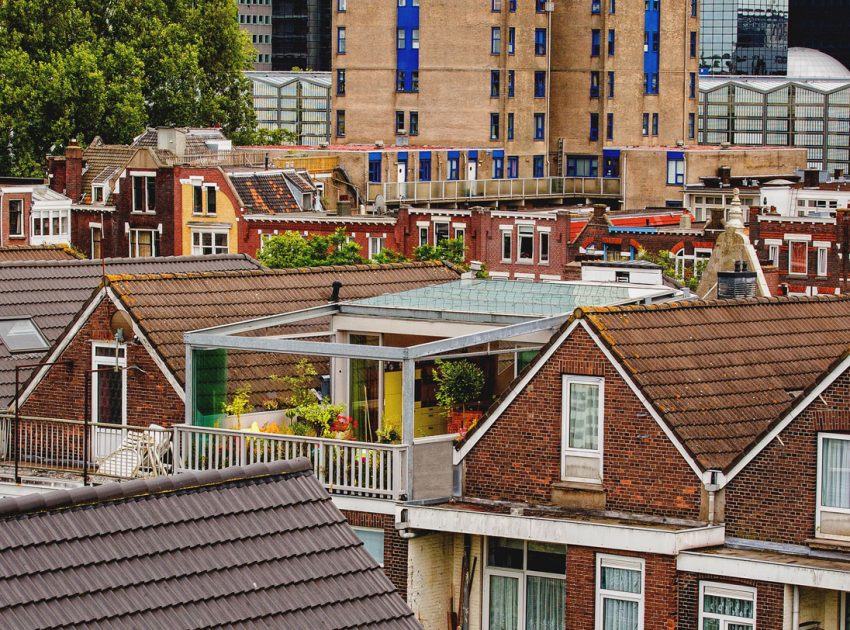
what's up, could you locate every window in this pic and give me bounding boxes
[91,343,126,428]
[534,113,545,140]
[518,225,534,261]
[536,0,546,11]
[448,157,459,181]
[369,156,382,183]
[206,185,216,215]
[455,227,465,242]
[30,208,69,244]
[501,229,512,261]
[667,158,685,185]
[644,72,658,95]
[434,222,450,246]
[592,0,600,13]
[591,29,600,56]
[688,113,695,140]
[8,199,23,237]
[336,109,346,137]
[397,28,405,49]
[690,31,697,58]
[337,69,346,95]
[411,29,419,49]
[818,433,850,539]
[608,29,615,56]
[607,71,615,98]
[699,583,755,630]
[91,225,102,259]
[492,0,501,10]
[507,112,514,141]
[419,156,431,181]
[535,29,546,56]
[132,175,155,212]
[596,556,644,630]
[642,113,649,136]
[507,156,519,179]
[590,71,600,98]
[493,156,504,179]
[484,538,566,630]
[411,70,419,92]
[689,72,696,99]
[491,27,501,55]
[651,113,658,136]
[192,230,228,255]
[395,110,405,134]
[337,27,346,54]
[510,0,516,10]
[535,71,546,98]
[193,185,203,214]
[818,246,828,276]
[562,375,603,482]
[490,113,500,140]
[491,70,501,97]
[610,0,615,13]
[93,185,104,203]
[539,230,550,264]
[418,226,429,246]
[0,318,48,353]
[409,111,419,136]
[768,244,779,267]
[606,113,614,140]
[590,113,599,141]
[337,0,346,11]
[566,156,598,177]
[507,70,515,97]
[396,70,405,91]
[691,0,697,17]
[129,229,158,257]
[533,155,544,178]
[508,27,515,55]
[368,236,385,260]
[789,240,808,275]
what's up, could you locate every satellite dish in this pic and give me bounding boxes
[109,311,135,344]
[374,194,387,214]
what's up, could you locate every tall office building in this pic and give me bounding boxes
[237,0,274,70]
[789,0,850,70]
[700,0,788,75]
[273,0,332,71]
[332,0,698,179]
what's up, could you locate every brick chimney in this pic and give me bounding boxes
[718,165,732,187]
[679,211,692,230]
[64,139,83,202]
[803,169,819,188]
[706,207,726,231]
[590,203,608,225]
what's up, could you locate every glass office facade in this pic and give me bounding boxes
[246,71,331,144]
[700,0,789,75]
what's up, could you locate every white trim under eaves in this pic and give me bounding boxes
[677,550,850,591]
[721,353,850,489]
[454,319,581,463]
[402,504,725,555]
[333,496,396,516]
[579,320,705,481]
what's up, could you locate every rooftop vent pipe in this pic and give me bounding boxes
[330,281,343,303]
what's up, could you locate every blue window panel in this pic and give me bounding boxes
[507,113,514,141]
[602,149,620,178]
[533,155,544,178]
[535,71,546,98]
[689,72,696,98]
[491,70,501,97]
[608,29,615,56]
[493,156,504,179]
[490,113,500,140]
[396,1,420,92]
[507,70,515,97]
[643,1,659,94]
[606,112,614,140]
[419,157,431,181]
[536,0,546,12]
[592,0,601,14]
[535,29,546,56]
[589,113,599,141]
[534,113,545,140]
[448,158,459,180]
[448,150,460,159]
[507,156,519,179]
[508,27,515,55]
[566,156,598,177]
[590,71,600,98]
[369,155,382,183]
[397,152,408,162]
[510,0,517,11]
[468,150,478,160]
[591,29,600,56]
[491,27,501,54]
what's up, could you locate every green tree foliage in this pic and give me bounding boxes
[414,237,467,266]
[371,248,409,264]
[0,0,256,176]
[257,228,367,268]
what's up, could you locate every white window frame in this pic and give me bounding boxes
[501,228,512,262]
[30,207,70,244]
[92,185,105,204]
[666,159,685,185]
[561,375,604,483]
[433,221,450,246]
[91,341,128,427]
[595,555,644,630]
[191,229,229,255]
[517,225,535,262]
[368,235,385,259]
[816,432,850,540]
[351,526,384,566]
[90,223,103,259]
[128,228,157,258]
[817,246,828,277]
[788,239,808,276]
[8,199,24,237]
[698,582,756,629]
[482,538,566,630]
[418,225,429,246]
[539,228,550,265]
[768,244,779,267]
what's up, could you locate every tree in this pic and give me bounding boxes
[414,237,467,266]
[257,228,367,268]
[0,0,257,176]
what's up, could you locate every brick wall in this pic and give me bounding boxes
[463,325,703,519]
[21,297,185,427]
[1,192,31,247]
[566,547,677,630]
[724,369,850,544]
[678,572,784,629]
[342,509,408,599]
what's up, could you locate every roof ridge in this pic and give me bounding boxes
[0,459,312,520]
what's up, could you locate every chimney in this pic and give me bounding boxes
[803,169,820,188]
[834,168,845,181]
[330,281,343,302]
[679,211,692,230]
[157,127,187,156]
[65,139,83,202]
[591,203,608,224]
[718,165,732,186]
[717,260,757,299]
[706,207,726,231]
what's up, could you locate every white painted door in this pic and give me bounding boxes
[467,160,478,196]
[91,344,128,459]
[397,163,407,199]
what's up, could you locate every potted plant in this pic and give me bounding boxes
[221,385,252,430]
[433,359,485,435]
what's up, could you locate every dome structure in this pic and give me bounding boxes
[787,47,850,79]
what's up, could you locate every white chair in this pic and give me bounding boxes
[96,429,149,478]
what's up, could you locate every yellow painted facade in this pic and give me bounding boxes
[178,174,239,256]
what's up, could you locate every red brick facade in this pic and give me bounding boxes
[342,510,408,599]
[1,190,31,246]
[463,324,703,519]
[677,573,784,630]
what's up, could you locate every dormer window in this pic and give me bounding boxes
[561,375,604,483]
[93,186,104,203]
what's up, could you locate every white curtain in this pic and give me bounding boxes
[601,567,640,594]
[489,575,519,630]
[568,383,599,450]
[525,576,564,630]
[822,438,850,509]
[602,598,638,630]
[702,594,753,618]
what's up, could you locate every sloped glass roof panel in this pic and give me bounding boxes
[0,318,49,353]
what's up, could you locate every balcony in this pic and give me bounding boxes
[366,176,621,204]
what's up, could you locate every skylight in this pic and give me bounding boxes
[0,318,49,353]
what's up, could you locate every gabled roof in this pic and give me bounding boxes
[105,262,461,390]
[229,171,301,213]
[0,255,264,407]
[0,246,82,262]
[284,168,317,194]
[79,144,137,203]
[579,296,850,471]
[0,458,420,629]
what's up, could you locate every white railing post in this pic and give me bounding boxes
[172,426,182,473]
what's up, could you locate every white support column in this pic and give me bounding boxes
[184,345,194,425]
[402,358,416,501]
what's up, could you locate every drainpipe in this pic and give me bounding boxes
[791,584,800,629]
[704,469,721,524]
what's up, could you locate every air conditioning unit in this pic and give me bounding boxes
[374,140,384,148]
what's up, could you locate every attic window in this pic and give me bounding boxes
[0,318,49,353]
[93,186,104,203]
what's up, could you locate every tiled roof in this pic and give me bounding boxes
[0,246,82,262]
[284,169,317,193]
[0,255,264,407]
[230,172,301,213]
[132,128,227,155]
[0,459,420,629]
[106,263,461,400]
[79,144,137,204]
[579,296,850,471]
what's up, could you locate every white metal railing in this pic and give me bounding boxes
[367,176,621,203]
[173,424,408,500]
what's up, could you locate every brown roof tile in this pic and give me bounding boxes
[230,172,301,213]
[0,246,82,262]
[579,296,850,471]
[79,145,137,204]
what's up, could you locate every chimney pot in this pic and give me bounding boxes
[330,281,343,303]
